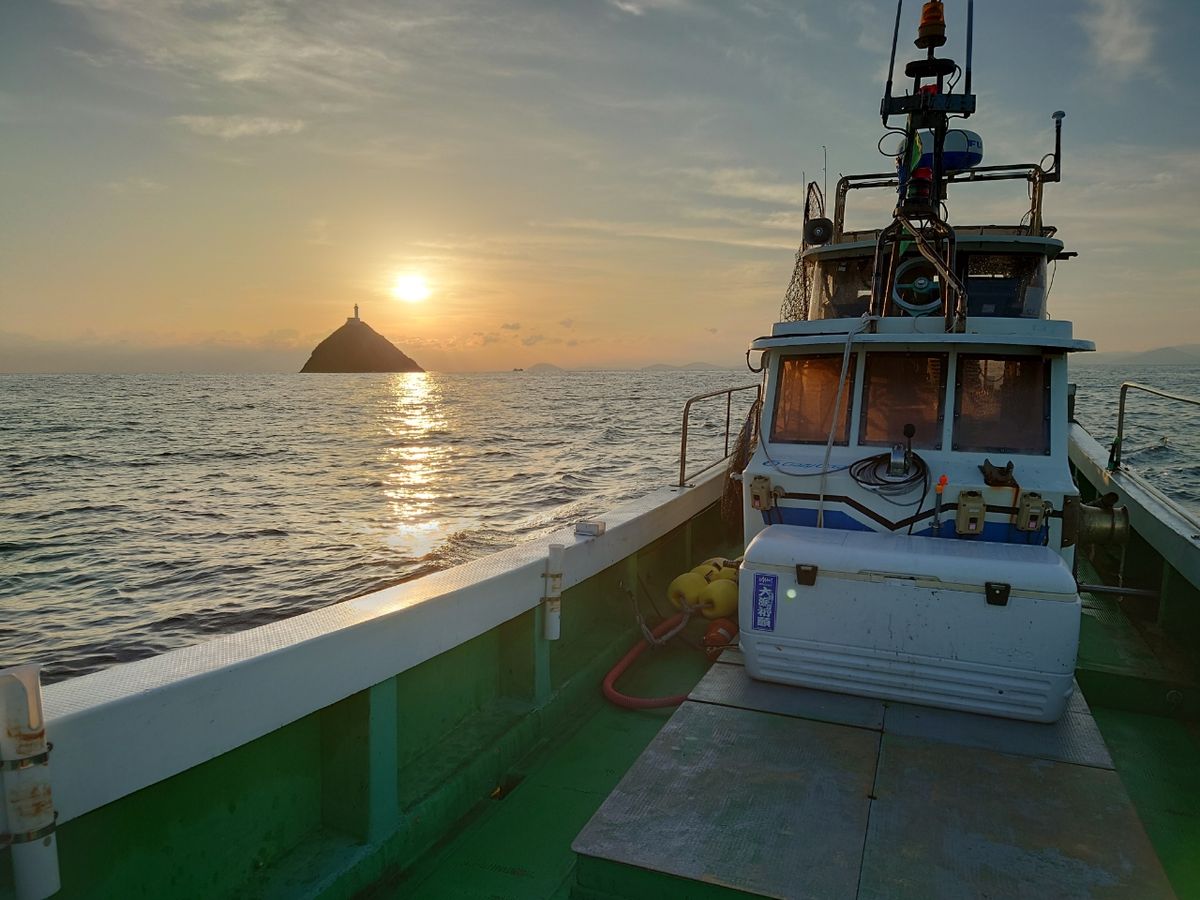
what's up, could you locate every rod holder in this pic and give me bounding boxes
[1,665,60,900]
[543,544,564,641]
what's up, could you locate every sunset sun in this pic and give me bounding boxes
[392,273,430,303]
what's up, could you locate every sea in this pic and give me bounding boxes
[2,366,1197,684]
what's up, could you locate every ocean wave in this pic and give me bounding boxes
[2,367,1194,684]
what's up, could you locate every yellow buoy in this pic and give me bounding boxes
[697,579,738,620]
[667,572,708,610]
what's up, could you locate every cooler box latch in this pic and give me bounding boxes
[985,582,1010,606]
[795,564,818,586]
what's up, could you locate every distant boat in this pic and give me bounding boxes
[512,367,524,372]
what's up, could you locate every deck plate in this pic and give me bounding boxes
[572,701,877,899]
[859,733,1174,899]
[575,663,1174,899]
[883,686,1114,769]
[689,660,885,731]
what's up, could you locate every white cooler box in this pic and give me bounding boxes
[739,526,1080,723]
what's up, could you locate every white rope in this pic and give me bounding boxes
[817,316,876,527]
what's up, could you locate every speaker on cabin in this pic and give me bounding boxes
[804,217,833,245]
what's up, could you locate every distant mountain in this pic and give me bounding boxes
[300,312,422,373]
[527,362,566,373]
[1074,344,1200,367]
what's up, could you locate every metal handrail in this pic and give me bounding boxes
[833,163,1050,240]
[1108,381,1200,470]
[678,384,761,487]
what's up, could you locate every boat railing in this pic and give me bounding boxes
[832,163,1053,240]
[1108,381,1200,470]
[678,384,761,487]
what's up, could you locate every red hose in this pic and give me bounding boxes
[603,613,689,709]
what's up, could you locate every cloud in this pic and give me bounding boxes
[841,1,890,54]
[501,322,522,330]
[558,318,575,329]
[102,176,165,193]
[173,115,306,139]
[685,205,805,232]
[55,0,433,96]
[549,217,794,251]
[1079,0,1155,79]
[521,333,545,346]
[607,0,692,15]
[306,218,331,245]
[682,167,804,206]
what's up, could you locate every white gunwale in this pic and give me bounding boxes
[42,471,726,825]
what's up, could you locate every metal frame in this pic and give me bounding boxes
[1108,381,1200,470]
[678,384,761,486]
[833,164,1054,242]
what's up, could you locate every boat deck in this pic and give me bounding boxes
[358,592,1200,900]
[573,654,1175,899]
[366,636,711,899]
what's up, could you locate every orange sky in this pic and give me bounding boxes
[2,1,1198,372]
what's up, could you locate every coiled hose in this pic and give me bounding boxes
[602,613,689,709]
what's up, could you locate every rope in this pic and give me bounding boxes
[817,316,876,527]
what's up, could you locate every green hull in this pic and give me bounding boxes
[2,497,737,900]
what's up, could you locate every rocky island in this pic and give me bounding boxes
[300,306,424,373]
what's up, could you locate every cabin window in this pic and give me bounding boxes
[859,352,947,449]
[771,354,856,444]
[811,256,874,320]
[953,355,1050,454]
[963,253,1047,318]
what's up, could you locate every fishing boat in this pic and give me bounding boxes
[3,2,1199,898]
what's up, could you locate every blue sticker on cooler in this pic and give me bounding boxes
[752,573,777,632]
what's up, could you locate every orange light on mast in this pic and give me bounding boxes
[916,0,947,49]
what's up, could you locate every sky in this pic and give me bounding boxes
[1,0,1197,372]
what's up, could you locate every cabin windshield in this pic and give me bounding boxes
[810,256,873,320]
[805,249,1052,320]
[963,252,1048,318]
[771,355,856,444]
[953,355,1050,454]
[860,352,947,449]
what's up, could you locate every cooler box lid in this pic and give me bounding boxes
[743,526,1077,599]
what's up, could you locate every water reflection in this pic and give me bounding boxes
[381,372,449,556]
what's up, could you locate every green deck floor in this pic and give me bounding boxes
[368,634,712,900]
[364,587,1200,900]
[1076,576,1200,900]
[1091,707,1200,898]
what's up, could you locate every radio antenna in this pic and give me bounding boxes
[882,0,903,124]
[964,0,974,96]
[821,145,828,204]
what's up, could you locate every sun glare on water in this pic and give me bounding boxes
[392,273,431,303]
